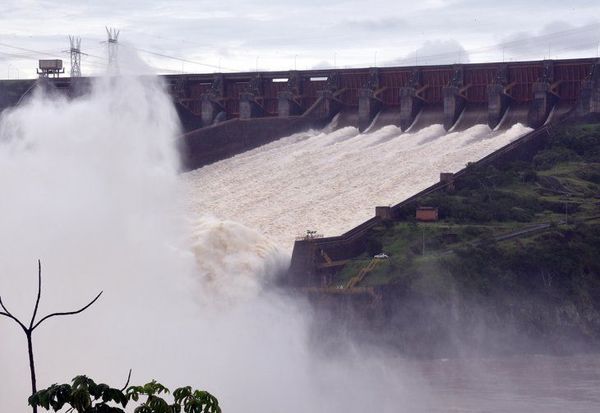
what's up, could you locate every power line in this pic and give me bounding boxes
[1,23,599,78]
[0,42,63,59]
[120,44,239,72]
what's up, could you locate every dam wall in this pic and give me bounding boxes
[2,58,599,170]
[181,115,326,170]
[163,58,600,130]
[172,57,598,169]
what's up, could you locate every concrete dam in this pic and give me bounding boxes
[172,57,600,289]
[3,57,598,168]
[2,57,600,289]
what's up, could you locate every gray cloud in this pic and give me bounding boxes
[311,60,335,70]
[340,17,410,32]
[0,1,598,77]
[495,21,600,60]
[386,39,470,66]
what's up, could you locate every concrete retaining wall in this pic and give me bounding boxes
[181,116,326,171]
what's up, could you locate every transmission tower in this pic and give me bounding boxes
[105,26,120,74]
[69,35,82,77]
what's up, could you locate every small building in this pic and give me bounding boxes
[440,172,455,191]
[37,59,64,78]
[375,206,392,221]
[416,206,439,222]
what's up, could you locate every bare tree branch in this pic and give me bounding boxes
[1,260,104,413]
[31,291,103,331]
[120,369,133,392]
[29,260,42,330]
[0,295,28,332]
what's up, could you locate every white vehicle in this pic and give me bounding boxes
[374,253,389,259]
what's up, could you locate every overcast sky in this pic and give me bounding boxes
[0,0,599,79]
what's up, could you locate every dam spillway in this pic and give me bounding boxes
[182,121,531,253]
[2,57,598,260]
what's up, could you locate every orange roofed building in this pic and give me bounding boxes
[416,207,439,222]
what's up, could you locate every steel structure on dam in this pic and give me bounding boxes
[161,57,600,169]
[163,57,600,133]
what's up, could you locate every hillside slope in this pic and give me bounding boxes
[317,122,600,356]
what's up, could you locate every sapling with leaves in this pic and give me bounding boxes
[29,375,221,413]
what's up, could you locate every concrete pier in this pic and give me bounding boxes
[358,69,383,132]
[278,71,303,117]
[528,61,558,128]
[239,75,264,119]
[443,85,466,130]
[239,92,264,119]
[200,75,225,126]
[399,87,424,131]
[358,88,382,132]
[578,61,600,115]
[487,64,512,129]
[278,91,303,116]
[443,65,467,130]
[201,95,225,126]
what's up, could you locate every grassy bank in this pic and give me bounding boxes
[329,122,600,353]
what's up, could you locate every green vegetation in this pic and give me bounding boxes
[30,376,220,413]
[334,122,600,349]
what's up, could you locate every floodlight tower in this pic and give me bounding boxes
[69,35,82,77]
[106,27,120,74]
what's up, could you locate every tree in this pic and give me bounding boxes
[0,260,102,413]
[29,375,221,413]
[2,261,221,413]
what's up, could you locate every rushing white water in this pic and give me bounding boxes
[183,121,531,252]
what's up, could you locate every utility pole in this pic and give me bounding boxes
[68,35,82,77]
[105,27,120,74]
